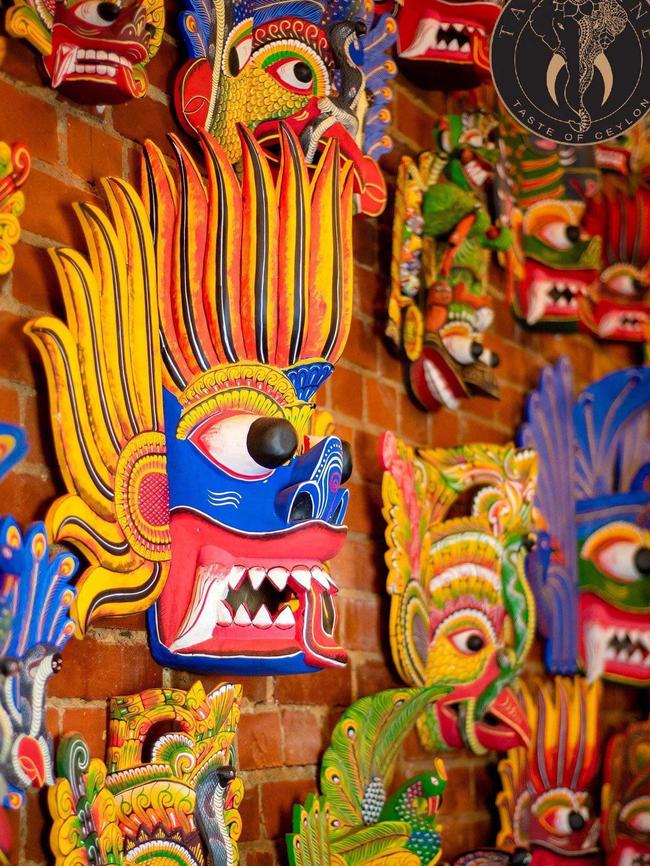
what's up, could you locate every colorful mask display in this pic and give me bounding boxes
[49,680,243,864]
[496,117,601,329]
[580,132,650,344]
[0,424,77,864]
[520,358,650,682]
[497,678,602,866]
[174,0,396,216]
[5,0,164,102]
[27,125,354,675]
[395,0,500,89]
[380,431,536,755]
[0,141,30,276]
[602,719,650,866]
[388,113,511,412]
[287,685,447,866]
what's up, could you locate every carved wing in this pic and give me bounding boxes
[519,358,579,674]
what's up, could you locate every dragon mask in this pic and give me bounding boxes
[27,125,356,675]
[174,0,397,217]
[380,431,537,755]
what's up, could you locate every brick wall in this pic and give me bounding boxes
[0,10,646,864]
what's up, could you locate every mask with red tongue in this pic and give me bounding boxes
[5,0,163,102]
[380,432,537,755]
[173,0,397,216]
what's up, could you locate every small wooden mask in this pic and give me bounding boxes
[0,142,30,276]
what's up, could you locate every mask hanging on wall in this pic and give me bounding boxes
[520,357,650,682]
[388,112,511,412]
[0,424,77,863]
[580,126,650,345]
[496,115,601,330]
[5,0,164,102]
[287,684,447,866]
[26,125,355,675]
[0,142,30,277]
[49,681,243,864]
[601,719,650,866]
[394,0,501,89]
[380,431,537,755]
[174,0,397,217]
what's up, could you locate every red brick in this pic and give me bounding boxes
[11,242,64,315]
[345,315,378,372]
[393,85,437,152]
[344,480,383,538]
[342,595,384,655]
[50,636,162,700]
[145,38,180,92]
[21,169,100,246]
[168,669,269,703]
[261,778,316,840]
[1,36,47,88]
[112,96,176,148]
[354,266,384,320]
[354,657,402,697]
[430,407,461,448]
[352,429,382,485]
[60,705,108,759]
[365,378,397,428]
[0,311,36,385]
[238,783,261,841]
[439,765,472,814]
[23,787,49,862]
[238,711,283,770]
[398,391,429,443]
[0,81,59,164]
[0,385,19,425]
[352,217,379,270]
[276,665,352,708]
[0,469,58,526]
[331,536,384,594]
[282,709,324,766]
[244,851,275,866]
[67,116,124,183]
[330,366,363,421]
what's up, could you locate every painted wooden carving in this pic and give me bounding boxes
[174,0,396,216]
[580,131,650,344]
[287,685,447,866]
[388,113,511,412]
[5,0,164,102]
[0,142,30,277]
[497,678,602,866]
[602,719,650,866]
[496,117,601,329]
[49,681,243,864]
[380,431,536,755]
[520,358,650,683]
[27,125,354,675]
[0,424,77,864]
[395,0,500,89]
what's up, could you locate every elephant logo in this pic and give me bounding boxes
[491,0,650,144]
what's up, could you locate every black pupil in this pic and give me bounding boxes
[293,61,313,84]
[467,634,484,652]
[97,2,120,21]
[566,225,580,243]
[228,45,241,76]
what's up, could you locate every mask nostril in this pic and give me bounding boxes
[247,417,298,469]
[289,491,314,523]
[341,441,353,484]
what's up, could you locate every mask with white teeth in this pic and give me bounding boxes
[5,0,164,102]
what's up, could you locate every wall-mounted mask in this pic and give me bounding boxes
[497,678,602,866]
[287,685,447,866]
[27,125,354,675]
[0,142,30,276]
[496,117,601,329]
[602,719,650,866]
[389,113,511,412]
[5,0,164,102]
[0,424,76,861]
[380,431,537,755]
[395,0,500,89]
[174,0,396,217]
[520,358,650,682]
[49,681,243,864]
[580,131,650,344]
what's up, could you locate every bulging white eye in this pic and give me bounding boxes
[538,220,579,250]
[188,414,271,480]
[592,540,649,582]
[608,273,637,297]
[622,798,650,832]
[73,1,120,27]
[225,33,252,76]
[448,629,486,654]
[269,58,315,93]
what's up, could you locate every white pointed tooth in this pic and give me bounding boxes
[461,42,471,52]
[274,606,296,629]
[216,601,233,626]
[252,605,273,629]
[616,628,627,642]
[585,622,608,683]
[630,629,640,643]
[630,649,644,665]
[268,566,289,591]
[291,566,312,590]
[311,566,330,590]
[228,565,246,590]
[448,38,459,50]
[440,21,450,30]
[466,25,475,32]
[234,605,252,626]
[526,282,549,325]
[249,567,267,590]
[170,565,230,651]
[643,654,650,667]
